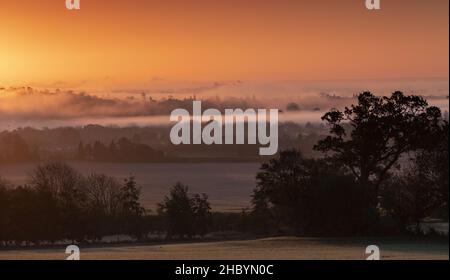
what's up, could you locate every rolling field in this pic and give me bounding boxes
[0,237,448,260]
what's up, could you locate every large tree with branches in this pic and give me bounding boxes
[314,91,443,198]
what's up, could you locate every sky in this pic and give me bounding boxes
[0,0,448,87]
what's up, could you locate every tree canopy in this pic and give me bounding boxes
[314,91,443,194]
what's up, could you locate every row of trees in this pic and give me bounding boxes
[250,92,448,235]
[77,138,165,162]
[0,162,146,245]
[0,133,166,163]
[0,162,214,246]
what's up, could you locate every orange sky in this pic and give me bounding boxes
[0,0,448,85]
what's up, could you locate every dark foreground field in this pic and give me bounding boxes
[0,237,448,260]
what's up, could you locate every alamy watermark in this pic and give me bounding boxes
[366,0,381,10]
[66,0,80,10]
[65,245,80,260]
[365,245,381,260]
[169,101,279,156]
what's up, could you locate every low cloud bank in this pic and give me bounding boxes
[1,79,448,122]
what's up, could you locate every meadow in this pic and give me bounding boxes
[0,237,447,260]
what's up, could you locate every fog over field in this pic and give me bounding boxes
[1,78,448,130]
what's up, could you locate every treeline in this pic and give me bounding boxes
[0,162,147,245]
[1,122,329,163]
[0,162,215,246]
[0,133,166,163]
[76,138,165,162]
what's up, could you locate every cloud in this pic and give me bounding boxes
[111,80,243,96]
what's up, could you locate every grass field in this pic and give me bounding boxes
[0,237,448,260]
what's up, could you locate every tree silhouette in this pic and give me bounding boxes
[82,174,123,240]
[0,178,9,244]
[253,150,311,232]
[382,120,449,232]
[119,177,146,240]
[414,121,449,217]
[252,149,377,235]
[315,91,443,197]
[192,193,212,238]
[30,162,88,242]
[158,183,195,238]
[158,183,211,239]
[381,169,440,234]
